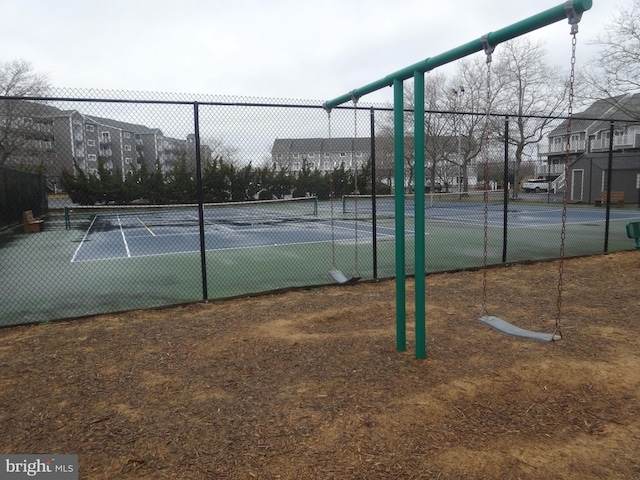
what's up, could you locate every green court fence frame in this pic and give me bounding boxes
[323,0,593,359]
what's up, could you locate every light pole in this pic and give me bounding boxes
[452,86,465,193]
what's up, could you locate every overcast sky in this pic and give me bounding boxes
[1,0,626,105]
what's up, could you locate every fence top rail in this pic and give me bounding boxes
[4,95,630,125]
[323,0,593,109]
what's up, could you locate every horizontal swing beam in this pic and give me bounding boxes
[323,0,592,110]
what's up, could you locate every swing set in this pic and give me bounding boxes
[323,0,593,358]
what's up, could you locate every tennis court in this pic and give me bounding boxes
[67,198,396,262]
[2,194,639,327]
[65,194,640,264]
[68,193,640,263]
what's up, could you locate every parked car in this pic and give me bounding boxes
[522,178,550,193]
[425,180,443,193]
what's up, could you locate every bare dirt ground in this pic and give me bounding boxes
[1,251,639,479]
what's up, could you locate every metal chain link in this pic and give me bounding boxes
[327,110,337,269]
[352,100,360,275]
[555,33,578,338]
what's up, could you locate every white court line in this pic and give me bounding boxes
[117,214,132,258]
[71,215,98,263]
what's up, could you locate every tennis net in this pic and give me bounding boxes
[64,197,319,230]
[342,190,506,216]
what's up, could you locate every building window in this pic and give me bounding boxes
[101,132,111,142]
[340,152,346,157]
[125,157,132,164]
[292,153,299,159]
[309,152,315,158]
[355,151,363,157]
[87,154,97,161]
[86,124,95,132]
[124,132,131,139]
[125,145,132,151]
[87,139,96,147]
[324,152,330,158]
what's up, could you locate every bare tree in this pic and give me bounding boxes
[0,59,49,97]
[0,59,51,166]
[492,38,568,197]
[582,0,640,116]
[403,74,450,191]
[376,65,491,194]
[449,57,496,192]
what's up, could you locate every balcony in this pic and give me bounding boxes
[590,133,640,152]
[537,139,586,156]
[538,133,640,156]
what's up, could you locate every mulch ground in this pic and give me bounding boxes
[1,251,639,479]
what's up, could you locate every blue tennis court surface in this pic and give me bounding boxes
[71,217,395,262]
[70,203,640,262]
[424,204,640,227]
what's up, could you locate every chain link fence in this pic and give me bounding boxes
[1,88,639,326]
[0,166,47,229]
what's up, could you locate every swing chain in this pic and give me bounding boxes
[327,110,338,269]
[555,30,578,339]
[353,98,361,276]
[480,45,493,317]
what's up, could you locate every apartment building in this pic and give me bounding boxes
[272,135,479,190]
[271,137,372,173]
[0,100,193,186]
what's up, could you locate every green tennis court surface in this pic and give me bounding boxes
[2,199,639,327]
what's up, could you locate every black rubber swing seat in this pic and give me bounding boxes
[330,269,360,284]
[479,316,562,343]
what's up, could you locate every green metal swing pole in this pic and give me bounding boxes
[323,0,593,358]
[414,71,426,360]
[393,79,406,353]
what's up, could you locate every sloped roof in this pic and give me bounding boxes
[0,99,65,118]
[83,114,161,135]
[549,93,640,137]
